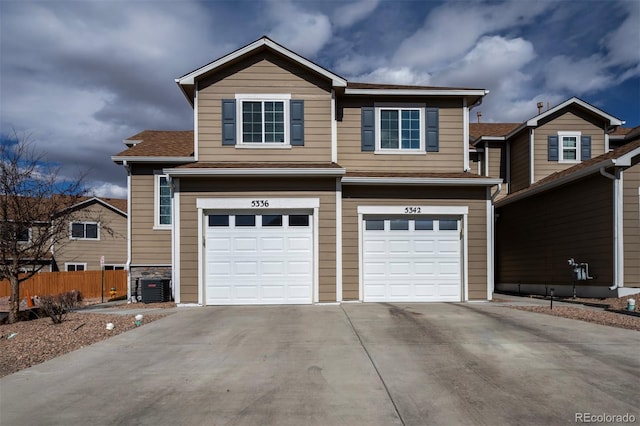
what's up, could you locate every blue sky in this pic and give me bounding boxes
[1,0,638,197]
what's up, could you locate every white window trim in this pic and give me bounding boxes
[103,264,125,270]
[69,222,100,240]
[154,172,172,230]
[65,262,87,272]
[374,106,425,154]
[235,93,291,147]
[558,131,581,163]
[17,227,32,244]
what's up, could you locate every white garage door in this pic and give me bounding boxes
[205,212,313,305]
[363,217,462,302]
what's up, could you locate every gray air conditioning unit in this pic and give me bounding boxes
[140,279,171,303]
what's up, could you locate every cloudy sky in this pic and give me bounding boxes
[1,0,639,198]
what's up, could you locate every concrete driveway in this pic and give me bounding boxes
[1,302,639,426]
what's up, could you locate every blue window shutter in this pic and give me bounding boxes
[581,135,591,160]
[361,107,375,151]
[221,99,236,146]
[425,107,439,152]
[548,135,559,161]
[290,100,304,146]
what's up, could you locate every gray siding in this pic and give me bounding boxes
[623,162,640,287]
[496,174,614,288]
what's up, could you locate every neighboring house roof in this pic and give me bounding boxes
[343,171,503,186]
[497,139,640,206]
[525,97,624,127]
[471,97,625,145]
[344,82,488,101]
[112,130,195,163]
[469,123,521,141]
[63,197,128,217]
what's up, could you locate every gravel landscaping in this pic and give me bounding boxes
[1,294,637,378]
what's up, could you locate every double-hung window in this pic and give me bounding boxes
[557,131,581,163]
[155,174,172,228]
[379,108,422,150]
[70,222,99,240]
[237,94,290,145]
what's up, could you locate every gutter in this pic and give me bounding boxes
[164,167,346,177]
[112,156,195,164]
[342,177,503,186]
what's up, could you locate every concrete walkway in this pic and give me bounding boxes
[1,301,638,425]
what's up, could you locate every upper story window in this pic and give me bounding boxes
[361,105,439,153]
[242,100,286,143]
[548,132,591,163]
[221,95,304,147]
[378,108,422,151]
[70,222,99,240]
[155,173,172,228]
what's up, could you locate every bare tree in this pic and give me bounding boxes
[1,134,89,323]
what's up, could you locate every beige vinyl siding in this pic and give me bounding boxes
[337,98,465,173]
[509,131,530,193]
[130,165,172,265]
[623,162,640,287]
[341,186,489,301]
[177,177,337,303]
[197,51,332,163]
[534,109,606,182]
[486,142,506,180]
[496,174,614,287]
[55,204,127,270]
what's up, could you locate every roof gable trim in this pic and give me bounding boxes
[176,37,347,88]
[526,97,624,127]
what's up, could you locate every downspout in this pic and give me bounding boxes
[489,183,502,298]
[123,160,132,301]
[599,166,623,291]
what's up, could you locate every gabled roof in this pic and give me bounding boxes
[175,36,347,105]
[112,130,195,164]
[61,197,128,217]
[497,139,640,206]
[525,97,624,127]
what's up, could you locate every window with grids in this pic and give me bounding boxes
[561,135,578,161]
[71,222,98,240]
[157,175,171,226]
[66,263,85,272]
[379,108,421,150]
[242,101,285,143]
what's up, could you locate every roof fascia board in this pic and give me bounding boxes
[164,167,346,177]
[496,160,615,207]
[526,97,624,127]
[176,38,347,88]
[613,145,640,166]
[62,197,127,217]
[342,177,502,186]
[344,88,487,96]
[112,156,195,164]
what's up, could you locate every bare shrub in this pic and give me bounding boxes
[38,290,84,324]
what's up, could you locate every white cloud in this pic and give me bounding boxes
[544,55,613,94]
[266,0,332,57]
[92,182,128,199]
[392,1,552,70]
[602,0,640,68]
[333,0,380,28]
[353,67,432,86]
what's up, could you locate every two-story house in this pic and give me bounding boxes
[470,100,640,297]
[113,37,502,305]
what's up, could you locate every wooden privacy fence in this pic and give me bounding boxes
[0,270,128,299]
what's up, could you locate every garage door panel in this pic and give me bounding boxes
[363,216,462,302]
[206,212,313,305]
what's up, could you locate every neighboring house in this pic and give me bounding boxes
[0,196,127,274]
[113,36,502,305]
[52,197,128,272]
[470,99,639,297]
